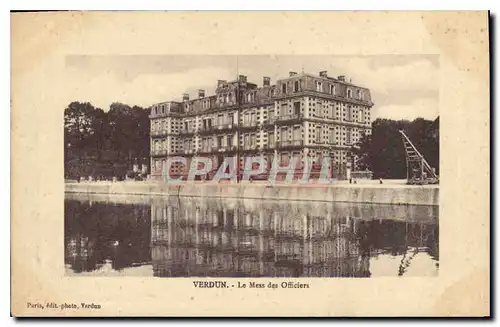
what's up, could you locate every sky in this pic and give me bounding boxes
[65,55,439,121]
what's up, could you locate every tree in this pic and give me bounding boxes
[64,102,105,178]
[64,101,105,151]
[353,117,439,179]
[107,102,150,165]
[64,101,150,179]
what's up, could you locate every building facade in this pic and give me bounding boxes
[149,70,374,180]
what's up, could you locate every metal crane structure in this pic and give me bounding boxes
[399,130,439,185]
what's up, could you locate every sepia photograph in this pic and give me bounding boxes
[11,11,489,317]
[64,55,440,278]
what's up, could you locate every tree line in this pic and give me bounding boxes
[64,101,150,180]
[64,100,439,181]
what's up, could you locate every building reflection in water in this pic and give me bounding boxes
[65,195,438,277]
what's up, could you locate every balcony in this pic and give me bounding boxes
[239,120,258,131]
[198,122,234,135]
[151,149,168,157]
[262,118,276,128]
[198,125,214,135]
[216,146,237,153]
[242,144,258,151]
[198,147,211,154]
[262,143,275,151]
[169,149,185,156]
[341,118,366,126]
[151,129,169,137]
[213,123,234,133]
[275,113,303,125]
[197,145,237,154]
[197,146,218,154]
[179,128,195,136]
[276,140,304,149]
[313,140,338,147]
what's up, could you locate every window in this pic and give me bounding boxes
[293,102,300,115]
[278,103,286,117]
[346,129,352,145]
[329,128,335,144]
[281,127,288,141]
[268,132,275,146]
[347,89,352,98]
[282,83,287,94]
[316,128,321,143]
[316,82,322,92]
[293,126,301,140]
[330,85,335,95]
[294,81,300,92]
[281,153,289,166]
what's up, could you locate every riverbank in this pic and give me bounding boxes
[65,180,439,206]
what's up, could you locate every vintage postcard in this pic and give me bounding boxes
[11,11,490,317]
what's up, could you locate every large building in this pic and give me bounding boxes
[149,70,374,180]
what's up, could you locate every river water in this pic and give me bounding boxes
[64,193,439,277]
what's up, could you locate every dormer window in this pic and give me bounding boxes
[358,90,363,100]
[282,83,287,94]
[347,89,352,98]
[330,85,335,95]
[316,82,322,92]
[294,81,300,92]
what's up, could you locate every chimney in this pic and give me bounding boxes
[217,80,227,87]
[182,93,189,101]
[263,76,271,87]
[198,89,205,98]
[289,71,297,77]
[238,75,247,83]
[319,71,328,78]
[338,75,346,82]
